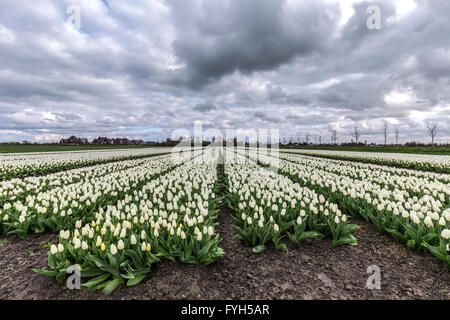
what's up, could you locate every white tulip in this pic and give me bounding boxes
[424,216,433,227]
[110,244,118,255]
[50,245,58,255]
[441,229,450,240]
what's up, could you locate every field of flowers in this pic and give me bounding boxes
[282,149,450,173]
[224,151,358,252]
[0,147,174,180]
[244,148,450,269]
[0,146,448,295]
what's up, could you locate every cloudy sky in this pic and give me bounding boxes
[0,0,449,144]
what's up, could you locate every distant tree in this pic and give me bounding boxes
[426,121,438,145]
[319,131,322,145]
[352,125,361,144]
[383,122,388,145]
[331,130,338,145]
[395,127,399,145]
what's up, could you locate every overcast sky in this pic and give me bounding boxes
[0,0,449,144]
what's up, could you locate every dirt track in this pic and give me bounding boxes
[0,205,449,300]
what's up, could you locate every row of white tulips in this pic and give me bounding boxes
[37,150,224,293]
[282,149,450,173]
[279,153,450,206]
[0,156,162,207]
[0,154,179,238]
[252,149,450,268]
[0,147,173,180]
[224,149,358,251]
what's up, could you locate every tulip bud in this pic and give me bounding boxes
[131,235,137,245]
[424,216,433,227]
[74,238,81,249]
[441,229,450,240]
[50,245,58,255]
[118,240,124,250]
[110,244,118,255]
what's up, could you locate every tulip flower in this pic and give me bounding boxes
[110,244,118,255]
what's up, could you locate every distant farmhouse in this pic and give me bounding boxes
[60,136,146,146]
[59,136,89,145]
[111,138,130,145]
[92,136,111,145]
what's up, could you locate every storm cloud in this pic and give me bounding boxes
[0,0,449,144]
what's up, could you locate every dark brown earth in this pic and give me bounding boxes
[0,204,449,300]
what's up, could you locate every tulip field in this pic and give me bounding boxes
[243,149,450,267]
[0,147,175,180]
[0,147,449,298]
[282,149,450,173]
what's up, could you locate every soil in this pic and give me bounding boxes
[0,205,449,300]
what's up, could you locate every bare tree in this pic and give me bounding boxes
[331,130,338,145]
[383,122,388,145]
[426,121,438,145]
[394,127,399,145]
[319,131,322,145]
[305,132,310,144]
[352,125,361,144]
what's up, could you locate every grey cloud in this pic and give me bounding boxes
[193,103,218,112]
[168,0,340,88]
[0,0,449,143]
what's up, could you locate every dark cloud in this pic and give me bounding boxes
[168,0,340,88]
[193,103,218,112]
[0,0,448,144]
